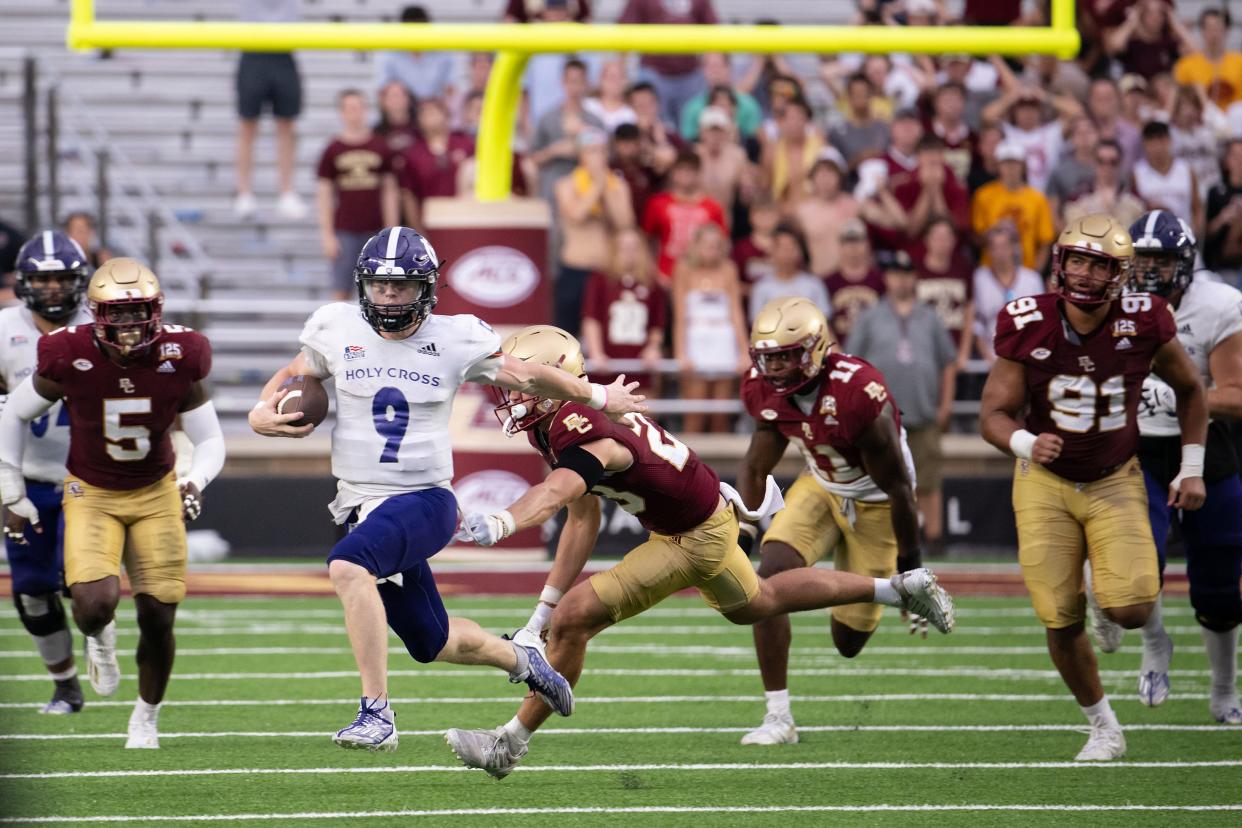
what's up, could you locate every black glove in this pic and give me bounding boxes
[738,521,759,557]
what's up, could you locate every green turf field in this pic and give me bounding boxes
[0,595,1239,826]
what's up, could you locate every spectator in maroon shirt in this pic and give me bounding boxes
[316,89,399,300]
[1105,0,1195,81]
[641,150,727,286]
[619,0,719,128]
[581,228,666,393]
[914,215,975,366]
[926,82,975,186]
[892,134,971,246]
[731,197,779,291]
[962,0,1021,25]
[399,98,475,227]
[375,80,419,167]
[824,218,885,342]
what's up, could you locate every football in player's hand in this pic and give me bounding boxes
[277,375,329,427]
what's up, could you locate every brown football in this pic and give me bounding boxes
[276,375,330,427]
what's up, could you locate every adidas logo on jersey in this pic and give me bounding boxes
[157,361,176,373]
[1115,337,1133,350]
[417,342,440,357]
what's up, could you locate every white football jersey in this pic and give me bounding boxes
[0,305,92,483]
[1139,277,1242,437]
[299,303,502,522]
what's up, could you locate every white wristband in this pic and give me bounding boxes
[496,509,517,540]
[538,585,564,606]
[1009,429,1037,460]
[587,382,608,410]
[1178,443,1205,479]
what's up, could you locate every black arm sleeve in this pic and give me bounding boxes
[553,444,607,490]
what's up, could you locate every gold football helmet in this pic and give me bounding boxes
[87,257,164,356]
[492,325,587,436]
[749,297,835,394]
[1051,213,1134,306]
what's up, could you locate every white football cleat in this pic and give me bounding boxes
[1075,721,1126,761]
[445,727,528,779]
[1086,588,1124,654]
[334,697,398,752]
[891,568,955,633]
[740,712,798,745]
[125,702,160,750]
[1212,699,1242,725]
[85,621,120,697]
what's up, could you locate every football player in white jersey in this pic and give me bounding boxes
[1097,211,1242,724]
[248,227,647,751]
[0,231,93,713]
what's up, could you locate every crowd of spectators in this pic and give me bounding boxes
[238,2,1242,475]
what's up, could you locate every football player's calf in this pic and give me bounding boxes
[14,592,83,714]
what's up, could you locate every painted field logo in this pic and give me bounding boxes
[454,470,531,518]
[448,246,539,308]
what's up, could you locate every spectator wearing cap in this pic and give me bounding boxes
[748,221,830,323]
[970,142,1055,273]
[827,73,892,172]
[1088,78,1143,175]
[696,106,754,227]
[1045,116,1100,225]
[927,82,975,186]
[1121,74,1157,128]
[1206,138,1242,285]
[980,79,1083,194]
[1063,138,1148,228]
[530,59,607,204]
[847,247,956,554]
[914,215,975,368]
[1133,119,1204,238]
[680,53,763,142]
[732,197,780,290]
[1175,8,1242,109]
[553,128,635,336]
[971,221,1045,363]
[641,150,727,285]
[795,151,859,277]
[399,97,475,228]
[824,219,885,341]
[584,58,638,135]
[891,134,971,245]
[375,6,459,103]
[618,0,718,128]
[760,97,825,209]
[1105,0,1195,81]
[610,123,659,220]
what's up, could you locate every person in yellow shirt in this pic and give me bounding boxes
[1173,8,1242,108]
[971,143,1056,273]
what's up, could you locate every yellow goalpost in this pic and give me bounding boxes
[66,0,1079,202]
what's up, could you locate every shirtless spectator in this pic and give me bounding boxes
[696,107,754,228]
[794,153,860,277]
[760,98,825,209]
[553,129,635,336]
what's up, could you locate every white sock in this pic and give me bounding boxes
[1139,596,1172,673]
[131,698,161,725]
[503,716,532,744]
[49,665,77,681]
[1081,696,1118,728]
[873,577,900,607]
[765,688,791,718]
[1201,625,1240,705]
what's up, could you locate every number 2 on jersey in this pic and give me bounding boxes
[623,413,689,470]
[372,387,410,463]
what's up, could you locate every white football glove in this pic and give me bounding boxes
[904,610,930,639]
[459,510,516,547]
[3,497,40,544]
[1139,376,1177,419]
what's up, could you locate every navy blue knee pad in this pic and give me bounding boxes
[377,563,449,663]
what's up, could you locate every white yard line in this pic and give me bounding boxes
[1,804,1238,823]
[4,760,1241,781]
[0,692,1215,710]
[1,724,1236,741]
[0,667,1216,682]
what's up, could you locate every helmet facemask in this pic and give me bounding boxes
[490,385,562,437]
[1130,247,1193,297]
[91,295,164,356]
[1054,247,1128,307]
[17,268,87,321]
[750,335,825,395]
[357,275,437,335]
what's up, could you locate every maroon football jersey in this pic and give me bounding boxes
[741,352,899,500]
[37,324,212,490]
[527,403,721,535]
[994,292,1176,483]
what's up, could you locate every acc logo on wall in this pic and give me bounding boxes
[454,470,531,517]
[447,246,540,308]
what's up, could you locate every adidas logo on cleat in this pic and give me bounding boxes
[418,343,440,357]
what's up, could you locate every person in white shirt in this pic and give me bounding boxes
[972,221,1046,362]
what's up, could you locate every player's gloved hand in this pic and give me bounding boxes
[248,389,315,439]
[738,521,759,556]
[597,374,648,421]
[2,497,41,544]
[1140,376,1177,419]
[460,510,516,547]
[178,480,203,522]
[902,610,930,638]
[1169,443,1207,511]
